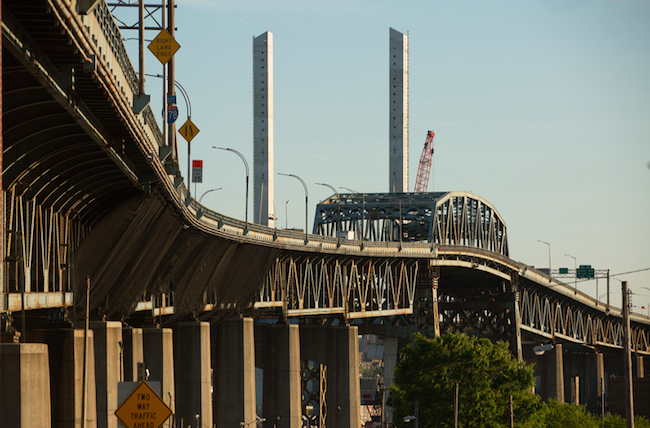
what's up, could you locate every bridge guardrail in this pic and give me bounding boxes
[76,0,163,152]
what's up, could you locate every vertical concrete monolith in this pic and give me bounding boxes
[143,327,175,425]
[383,337,399,424]
[32,328,97,427]
[213,318,256,428]
[542,343,564,403]
[174,322,212,428]
[635,354,644,378]
[300,325,361,428]
[389,28,409,193]
[0,343,51,427]
[90,321,122,428]
[122,327,143,381]
[261,324,302,428]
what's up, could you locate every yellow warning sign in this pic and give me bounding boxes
[147,29,180,65]
[178,119,200,143]
[115,381,172,428]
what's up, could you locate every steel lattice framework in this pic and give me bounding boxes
[519,285,650,353]
[313,191,509,257]
[256,256,420,318]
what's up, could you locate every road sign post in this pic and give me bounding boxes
[115,381,172,428]
[147,29,181,65]
[192,160,203,183]
[179,119,200,143]
[167,105,179,124]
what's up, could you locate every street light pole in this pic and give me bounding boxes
[213,147,249,230]
[285,200,290,229]
[538,240,552,277]
[340,187,364,241]
[315,182,341,237]
[199,188,222,204]
[565,254,577,294]
[279,173,308,242]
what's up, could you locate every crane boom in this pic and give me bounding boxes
[413,131,435,193]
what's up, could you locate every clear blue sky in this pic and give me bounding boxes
[116,0,649,307]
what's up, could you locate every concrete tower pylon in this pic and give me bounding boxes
[389,28,409,193]
[253,31,275,226]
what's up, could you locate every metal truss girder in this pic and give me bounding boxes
[258,256,419,319]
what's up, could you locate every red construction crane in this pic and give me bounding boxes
[413,131,436,193]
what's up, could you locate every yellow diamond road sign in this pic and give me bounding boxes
[148,29,180,65]
[179,119,200,143]
[115,381,172,428]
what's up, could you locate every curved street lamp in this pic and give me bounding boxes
[538,240,551,277]
[279,173,308,242]
[340,187,364,241]
[213,146,249,230]
[315,182,341,237]
[285,200,290,229]
[199,188,222,204]
[565,253,577,294]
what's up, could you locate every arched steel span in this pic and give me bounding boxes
[2,0,650,354]
[314,191,509,257]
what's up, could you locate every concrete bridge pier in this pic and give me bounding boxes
[257,323,302,428]
[174,321,213,428]
[121,327,144,381]
[383,337,400,425]
[535,342,564,403]
[142,327,176,422]
[90,321,122,428]
[0,343,52,427]
[33,328,98,427]
[562,351,602,407]
[212,318,257,428]
[300,325,361,428]
[634,354,645,378]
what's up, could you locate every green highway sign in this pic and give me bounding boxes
[576,265,595,279]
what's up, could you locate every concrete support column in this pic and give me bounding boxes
[383,337,399,425]
[143,327,175,423]
[635,354,644,378]
[581,352,605,414]
[122,327,143,381]
[212,318,256,428]
[174,322,212,428]
[90,321,122,428]
[260,324,302,428]
[0,343,51,427]
[543,343,564,403]
[569,376,580,405]
[301,325,361,428]
[33,329,97,427]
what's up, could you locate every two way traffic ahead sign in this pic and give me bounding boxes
[115,381,172,428]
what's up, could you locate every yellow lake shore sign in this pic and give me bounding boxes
[115,381,172,428]
[148,29,180,65]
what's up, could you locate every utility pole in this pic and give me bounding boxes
[454,383,459,428]
[509,395,514,428]
[623,281,635,428]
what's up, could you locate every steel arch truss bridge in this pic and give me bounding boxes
[255,256,420,318]
[314,191,509,257]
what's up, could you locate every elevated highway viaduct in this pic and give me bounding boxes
[1,1,648,427]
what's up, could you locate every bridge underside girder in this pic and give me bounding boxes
[73,192,281,323]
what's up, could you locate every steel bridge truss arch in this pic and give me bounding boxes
[257,256,419,319]
[313,192,508,257]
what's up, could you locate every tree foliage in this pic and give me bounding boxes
[387,332,541,428]
[535,400,650,428]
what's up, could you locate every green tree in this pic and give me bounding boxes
[387,332,541,428]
